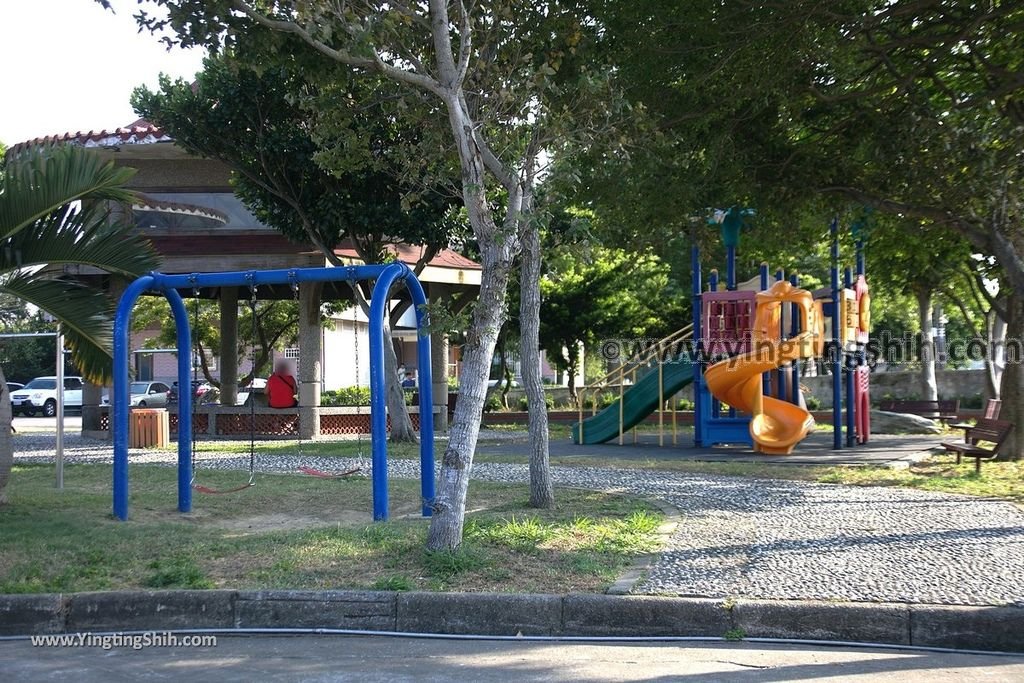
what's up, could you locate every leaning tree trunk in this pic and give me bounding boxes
[916,289,938,401]
[519,208,554,509]
[426,93,523,550]
[426,240,516,549]
[997,292,1024,460]
[0,365,14,505]
[382,316,417,443]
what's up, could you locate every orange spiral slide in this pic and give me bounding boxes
[703,281,821,455]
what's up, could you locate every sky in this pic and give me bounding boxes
[0,0,206,146]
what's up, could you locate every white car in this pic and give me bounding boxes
[10,376,84,417]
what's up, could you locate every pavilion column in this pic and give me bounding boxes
[219,287,239,406]
[430,284,451,433]
[431,331,450,433]
[298,282,323,439]
[81,380,106,439]
[83,277,123,440]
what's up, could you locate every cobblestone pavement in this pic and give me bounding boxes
[15,433,1024,607]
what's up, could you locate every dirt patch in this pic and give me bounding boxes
[214,511,372,535]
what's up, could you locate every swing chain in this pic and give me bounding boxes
[351,279,365,463]
[247,283,258,486]
[189,282,200,487]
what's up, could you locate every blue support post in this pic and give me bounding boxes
[164,287,194,514]
[406,274,435,517]
[113,276,156,521]
[707,270,722,418]
[831,218,842,449]
[113,264,434,522]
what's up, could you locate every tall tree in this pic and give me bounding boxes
[0,144,160,504]
[132,56,455,442]
[572,0,1024,456]
[131,295,301,386]
[134,0,627,547]
[540,246,681,400]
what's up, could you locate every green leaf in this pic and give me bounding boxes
[1,275,115,383]
[0,144,137,239]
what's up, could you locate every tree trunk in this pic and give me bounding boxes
[0,365,13,505]
[496,335,510,409]
[986,310,1006,399]
[998,292,1024,460]
[383,316,417,443]
[567,357,578,404]
[519,205,554,509]
[916,289,938,401]
[426,239,516,549]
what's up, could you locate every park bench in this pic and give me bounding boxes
[949,399,1001,436]
[940,418,1015,473]
[878,399,960,422]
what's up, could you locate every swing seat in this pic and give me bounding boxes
[193,481,255,495]
[298,465,362,479]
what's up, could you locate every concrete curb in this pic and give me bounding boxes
[2,590,1022,652]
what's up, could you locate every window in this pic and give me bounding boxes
[64,378,82,390]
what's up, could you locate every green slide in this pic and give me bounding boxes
[572,356,696,444]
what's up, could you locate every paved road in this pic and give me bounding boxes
[12,414,82,432]
[2,634,1023,682]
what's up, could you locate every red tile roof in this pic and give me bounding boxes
[334,243,481,270]
[9,123,172,154]
[149,234,480,270]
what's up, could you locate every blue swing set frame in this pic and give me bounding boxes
[111,263,435,522]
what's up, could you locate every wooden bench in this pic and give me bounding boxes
[940,418,1014,473]
[949,399,1001,436]
[879,399,960,422]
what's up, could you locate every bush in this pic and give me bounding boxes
[517,394,556,411]
[581,392,616,411]
[675,398,695,411]
[805,395,822,411]
[484,394,504,413]
[960,393,984,409]
[320,386,371,407]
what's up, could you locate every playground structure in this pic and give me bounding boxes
[574,211,872,454]
[111,263,435,522]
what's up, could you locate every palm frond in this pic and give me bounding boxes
[2,275,116,383]
[0,201,159,276]
[0,144,137,239]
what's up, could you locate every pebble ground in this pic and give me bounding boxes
[14,431,1024,607]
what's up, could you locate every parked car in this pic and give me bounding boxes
[168,380,214,404]
[10,376,84,417]
[7,382,24,394]
[128,381,171,407]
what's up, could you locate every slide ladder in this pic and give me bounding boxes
[573,326,695,445]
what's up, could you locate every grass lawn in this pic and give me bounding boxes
[0,464,661,595]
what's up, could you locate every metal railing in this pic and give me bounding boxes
[577,324,694,446]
